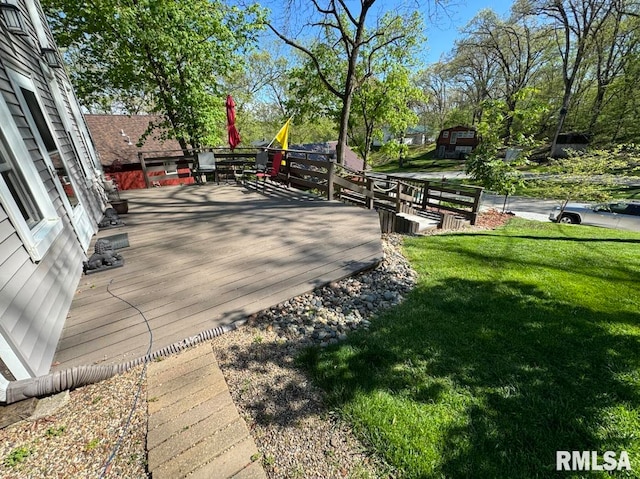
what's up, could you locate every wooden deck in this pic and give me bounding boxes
[52,183,382,372]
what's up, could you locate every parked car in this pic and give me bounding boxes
[549,201,640,231]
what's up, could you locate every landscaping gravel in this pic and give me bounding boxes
[0,367,148,479]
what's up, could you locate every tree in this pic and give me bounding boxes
[518,0,622,154]
[463,9,549,141]
[465,93,546,211]
[43,0,265,150]
[415,62,453,135]
[448,37,498,125]
[268,1,431,164]
[349,67,424,167]
[588,3,640,132]
[465,100,525,212]
[547,146,636,220]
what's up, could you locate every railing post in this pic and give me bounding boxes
[285,151,291,187]
[395,181,402,212]
[365,177,373,209]
[421,180,430,210]
[139,152,151,189]
[327,160,334,200]
[470,187,483,225]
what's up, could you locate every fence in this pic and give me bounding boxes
[138,147,483,227]
[138,148,258,188]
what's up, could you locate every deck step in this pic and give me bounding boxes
[396,212,440,232]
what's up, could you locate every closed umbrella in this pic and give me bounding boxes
[226,95,241,150]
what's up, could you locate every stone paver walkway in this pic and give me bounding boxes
[146,343,266,479]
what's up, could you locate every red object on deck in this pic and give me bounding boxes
[226,95,241,150]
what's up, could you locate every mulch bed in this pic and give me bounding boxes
[475,209,515,229]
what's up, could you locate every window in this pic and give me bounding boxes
[18,86,78,208]
[442,131,449,138]
[0,94,62,261]
[625,204,640,216]
[457,130,475,139]
[455,146,473,153]
[0,148,41,227]
[164,161,178,176]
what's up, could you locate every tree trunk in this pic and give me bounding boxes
[551,90,571,157]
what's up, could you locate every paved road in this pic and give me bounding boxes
[480,194,561,222]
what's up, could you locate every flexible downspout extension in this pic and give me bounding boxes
[3,322,242,405]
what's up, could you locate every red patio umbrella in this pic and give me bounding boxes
[226,95,241,150]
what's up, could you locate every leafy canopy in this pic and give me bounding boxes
[43,0,266,149]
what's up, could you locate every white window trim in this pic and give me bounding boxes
[8,69,79,207]
[8,69,99,251]
[0,95,61,261]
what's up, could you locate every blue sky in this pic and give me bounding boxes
[261,0,517,65]
[423,0,516,63]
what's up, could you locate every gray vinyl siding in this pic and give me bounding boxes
[0,214,82,376]
[0,0,104,379]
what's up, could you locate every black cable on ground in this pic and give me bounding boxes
[99,279,153,478]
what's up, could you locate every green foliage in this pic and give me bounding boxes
[45,425,66,438]
[465,97,543,207]
[43,0,266,149]
[350,66,425,165]
[547,145,640,205]
[4,446,32,467]
[274,5,424,164]
[379,139,409,166]
[85,438,101,452]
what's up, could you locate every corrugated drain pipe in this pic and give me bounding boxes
[3,321,243,405]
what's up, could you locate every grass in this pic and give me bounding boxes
[300,219,640,478]
[372,145,465,174]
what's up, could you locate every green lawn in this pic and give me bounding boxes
[372,145,465,174]
[301,219,640,478]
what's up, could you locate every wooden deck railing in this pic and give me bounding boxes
[138,148,258,187]
[138,147,483,226]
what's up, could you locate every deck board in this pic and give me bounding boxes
[52,183,382,371]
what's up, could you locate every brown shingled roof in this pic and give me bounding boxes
[85,114,183,166]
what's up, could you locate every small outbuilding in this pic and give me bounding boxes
[85,114,194,189]
[436,125,479,159]
[551,132,591,158]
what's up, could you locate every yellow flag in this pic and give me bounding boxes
[273,118,291,151]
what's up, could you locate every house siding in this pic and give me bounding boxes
[0,0,105,380]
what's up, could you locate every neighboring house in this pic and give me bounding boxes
[0,0,106,398]
[85,114,193,189]
[404,126,427,146]
[372,126,429,147]
[436,125,479,159]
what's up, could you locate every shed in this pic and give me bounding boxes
[0,0,106,398]
[436,125,479,159]
[85,114,194,189]
[551,132,591,158]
